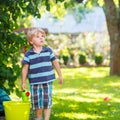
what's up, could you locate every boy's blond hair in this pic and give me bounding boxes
[27,27,45,44]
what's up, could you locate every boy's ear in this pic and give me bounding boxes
[29,40,33,45]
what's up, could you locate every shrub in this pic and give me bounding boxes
[63,56,69,65]
[95,54,103,65]
[79,54,86,65]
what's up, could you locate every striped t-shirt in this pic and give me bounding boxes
[22,46,56,85]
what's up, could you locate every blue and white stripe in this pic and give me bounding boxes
[28,70,54,78]
[29,62,52,69]
[29,52,50,59]
[22,46,56,85]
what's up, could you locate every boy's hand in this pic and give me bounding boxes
[21,83,26,91]
[59,76,63,84]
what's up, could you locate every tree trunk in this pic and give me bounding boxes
[104,0,120,75]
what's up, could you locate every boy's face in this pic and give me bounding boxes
[30,32,45,47]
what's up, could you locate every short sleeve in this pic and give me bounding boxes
[22,54,30,64]
[48,47,56,61]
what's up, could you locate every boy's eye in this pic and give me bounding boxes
[41,35,45,38]
[36,35,45,38]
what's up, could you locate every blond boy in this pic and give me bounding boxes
[21,28,63,120]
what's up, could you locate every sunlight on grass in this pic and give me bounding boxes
[53,88,78,94]
[61,67,109,79]
[59,112,103,120]
[106,81,120,87]
[111,98,120,103]
[51,67,120,120]
[53,88,112,103]
[79,67,109,78]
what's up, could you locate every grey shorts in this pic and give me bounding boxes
[30,82,52,110]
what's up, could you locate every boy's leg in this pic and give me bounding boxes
[44,108,51,120]
[35,118,42,120]
[35,109,43,119]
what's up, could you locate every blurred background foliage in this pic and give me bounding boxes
[0,0,119,95]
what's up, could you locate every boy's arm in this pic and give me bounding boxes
[21,64,29,90]
[52,59,63,84]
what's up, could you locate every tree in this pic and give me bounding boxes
[86,0,120,75]
[0,0,41,94]
[103,0,120,75]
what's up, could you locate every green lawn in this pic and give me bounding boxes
[14,67,120,120]
[50,67,120,120]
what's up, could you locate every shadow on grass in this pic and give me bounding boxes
[51,97,120,120]
[51,67,120,120]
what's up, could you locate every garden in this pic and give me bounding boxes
[14,67,120,120]
[1,0,120,120]
[51,67,120,120]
